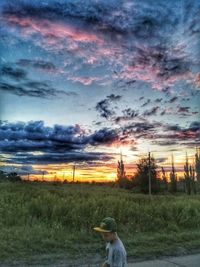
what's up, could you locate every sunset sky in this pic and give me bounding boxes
[0,0,200,182]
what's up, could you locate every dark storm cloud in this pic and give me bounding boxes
[0,120,121,164]
[0,121,122,153]
[90,128,120,146]
[4,151,114,165]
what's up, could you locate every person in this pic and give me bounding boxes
[93,217,127,267]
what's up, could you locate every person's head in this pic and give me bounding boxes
[93,217,118,242]
[100,231,117,242]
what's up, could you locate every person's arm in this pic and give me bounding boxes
[101,262,110,267]
[112,249,124,267]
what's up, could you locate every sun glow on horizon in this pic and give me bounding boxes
[18,147,198,183]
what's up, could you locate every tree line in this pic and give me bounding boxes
[117,148,200,194]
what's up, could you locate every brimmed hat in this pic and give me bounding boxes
[93,217,117,233]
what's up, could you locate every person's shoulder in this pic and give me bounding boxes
[116,238,125,246]
[115,239,127,253]
[112,239,124,248]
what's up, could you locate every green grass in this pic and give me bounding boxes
[1,181,200,263]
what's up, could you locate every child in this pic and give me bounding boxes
[93,217,127,267]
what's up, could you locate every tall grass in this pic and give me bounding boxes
[1,181,200,260]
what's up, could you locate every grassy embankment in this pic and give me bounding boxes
[1,181,200,263]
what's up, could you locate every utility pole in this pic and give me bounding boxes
[72,164,76,182]
[148,151,151,195]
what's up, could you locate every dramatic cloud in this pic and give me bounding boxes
[0,121,123,153]
[160,121,200,142]
[1,0,199,90]
[0,121,126,164]
[2,151,114,165]
[96,99,115,119]
[95,94,122,119]
[0,1,199,178]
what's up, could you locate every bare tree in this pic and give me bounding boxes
[195,148,200,191]
[117,152,127,188]
[170,154,177,193]
[184,152,191,195]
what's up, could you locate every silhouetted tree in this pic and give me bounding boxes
[161,167,168,191]
[169,155,177,193]
[117,152,128,188]
[7,172,22,182]
[184,153,191,195]
[195,148,200,191]
[190,165,196,194]
[133,154,158,194]
[0,171,7,181]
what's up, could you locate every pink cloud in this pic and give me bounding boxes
[3,15,196,90]
[119,61,193,90]
[5,15,103,44]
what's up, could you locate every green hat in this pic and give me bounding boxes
[93,217,117,233]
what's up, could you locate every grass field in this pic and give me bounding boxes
[1,181,200,264]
